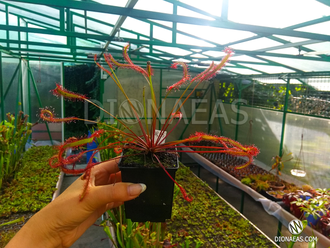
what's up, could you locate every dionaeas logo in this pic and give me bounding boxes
[275,219,317,243]
[288,220,304,235]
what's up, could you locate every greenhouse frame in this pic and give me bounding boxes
[1,0,330,247]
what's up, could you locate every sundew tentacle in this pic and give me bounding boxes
[166,62,190,92]
[153,154,193,202]
[40,108,79,123]
[52,84,88,101]
[174,132,260,170]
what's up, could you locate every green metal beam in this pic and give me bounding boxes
[172,2,177,44]
[224,15,330,47]
[14,60,22,122]
[5,5,9,48]
[234,81,242,141]
[3,0,330,73]
[279,78,290,157]
[0,52,4,122]
[4,63,20,100]
[1,15,330,64]
[99,0,139,59]
[8,0,330,41]
[207,84,213,133]
[2,28,330,64]
[27,61,31,122]
[221,0,229,21]
[316,0,330,7]
[28,64,53,144]
[5,40,324,69]
[59,8,65,31]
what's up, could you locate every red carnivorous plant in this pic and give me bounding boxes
[40,44,259,202]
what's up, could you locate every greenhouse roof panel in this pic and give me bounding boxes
[239,63,296,74]
[177,23,256,45]
[226,68,262,75]
[177,6,215,21]
[303,42,330,56]
[230,55,268,63]
[0,0,329,76]
[259,56,330,72]
[228,0,330,28]
[176,33,215,47]
[178,0,223,17]
[134,0,173,14]
[296,20,330,36]
[148,19,172,28]
[4,1,59,19]
[121,17,150,36]
[86,11,119,30]
[153,46,192,56]
[153,26,172,43]
[272,35,309,43]
[230,37,284,51]
[91,0,129,7]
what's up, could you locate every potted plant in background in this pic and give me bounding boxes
[0,111,33,189]
[320,212,330,237]
[291,195,328,227]
[269,152,293,190]
[39,44,260,222]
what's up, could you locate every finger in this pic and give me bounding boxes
[86,182,146,210]
[94,157,120,174]
[109,172,122,184]
[93,158,121,186]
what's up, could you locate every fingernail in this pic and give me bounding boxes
[128,183,147,196]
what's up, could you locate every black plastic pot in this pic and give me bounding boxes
[119,157,178,222]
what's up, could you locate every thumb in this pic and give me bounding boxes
[87,182,147,209]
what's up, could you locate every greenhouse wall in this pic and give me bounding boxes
[219,73,330,189]
[2,52,330,189]
[0,52,62,142]
[101,68,215,142]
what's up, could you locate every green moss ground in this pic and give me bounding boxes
[166,164,277,247]
[0,146,59,247]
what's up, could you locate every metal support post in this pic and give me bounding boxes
[276,221,282,245]
[215,177,219,192]
[20,60,24,112]
[27,61,31,122]
[207,84,213,133]
[235,80,242,141]
[213,83,224,136]
[150,24,153,53]
[158,69,162,129]
[279,77,290,157]
[240,191,245,213]
[172,2,177,44]
[0,52,4,121]
[4,63,20,100]
[61,62,65,142]
[15,60,22,128]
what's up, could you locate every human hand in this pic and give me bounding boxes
[6,158,146,248]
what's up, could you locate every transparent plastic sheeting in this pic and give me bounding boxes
[181,147,330,248]
[237,106,283,173]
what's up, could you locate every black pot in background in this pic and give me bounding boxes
[119,158,178,222]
